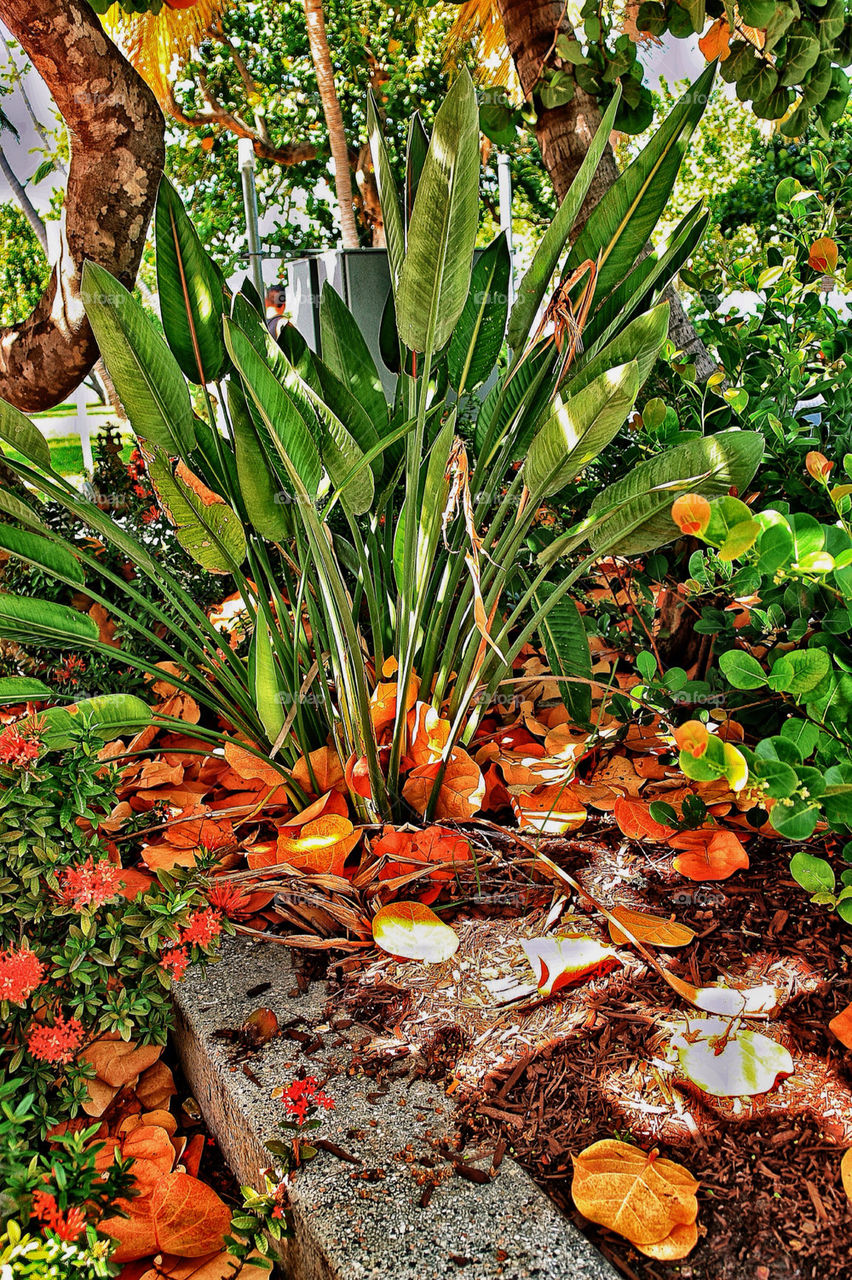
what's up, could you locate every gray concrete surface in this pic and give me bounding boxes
[173,935,618,1280]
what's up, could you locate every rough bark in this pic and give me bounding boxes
[495,0,717,381]
[0,0,165,412]
[303,0,360,249]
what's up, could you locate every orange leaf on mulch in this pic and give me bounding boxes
[842,1149,852,1204]
[276,812,361,876]
[375,825,471,903]
[521,936,622,997]
[613,796,675,842]
[670,828,749,881]
[571,1139,699,1255]
[372,901,459,962]
[829,1003,852,1050]
[402,747,485,820]
[607,906,695,949]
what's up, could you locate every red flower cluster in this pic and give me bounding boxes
[0,945,46,1005]
[141,504,161,525]
[207,882,252,919]
[32,1190,87,1243]
[159,907,222,982]
[280,1076,335,1124]
[0,724,42,769]
[54,654,86,688]
[27,1013,84,1064]
[60,857,124,910]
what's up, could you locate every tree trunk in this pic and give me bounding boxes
[495,0,717,381]
[0,0,164,413]
[303,0,360,249]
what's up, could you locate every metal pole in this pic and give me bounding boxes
[238,137,265,300]
[496,152,515,307]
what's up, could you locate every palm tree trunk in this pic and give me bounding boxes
[303,0,359,249]
[495,0,717,381]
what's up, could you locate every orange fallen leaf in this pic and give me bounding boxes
[103,1171,231,1263]
[402,747,485,820]
[135,1061,176,1111]
[571,1139,699,1250]
[613,796,675,842]
[223,740,290,789]
[291,745,345,796]
[842,1149,852,1204]
[521,935,621,997]
[276,812,361,876]
[829,1003,852,1050]
[511,783,586,834]
[80,1037,163,1090]
[372,901,459,962]
[376,825,471,903]
[669,828,749,881]
[638,1219,699,1260]
[406,701,451,767]
[607,906,695,949]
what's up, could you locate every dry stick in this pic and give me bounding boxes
[485,823,770,1020]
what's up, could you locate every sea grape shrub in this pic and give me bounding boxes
[0,721,221,1136]
[664,475,852,917]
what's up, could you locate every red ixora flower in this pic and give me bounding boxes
[0,945,46,1004]
[160,946,190,982]
[31,1190,87,1242]
[206,882,252,919]
[27,1013,84,1064]
[280,1076,335,1124]
[141,504,160,525]
[181,907,222,948]
[0,724,42,769]
[59,857,124,910]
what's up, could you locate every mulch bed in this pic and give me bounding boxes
[333,822,852,1280]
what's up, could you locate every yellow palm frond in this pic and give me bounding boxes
[444,0,518,98]
[104,1,228,105]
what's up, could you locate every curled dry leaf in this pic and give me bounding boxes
[521,935,621,997]
[510,783,586,834]
[607,905,695,949]
[637,1219,699,1261]
[672,1018,794,1097]
[829,1002,852,1050]
[670,828,749,881]
[571,1139,699,1251]
[372,901,459,963]
[613,796,675,842]
[276,812,361,876]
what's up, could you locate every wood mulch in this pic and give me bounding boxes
[336,823,852,1280]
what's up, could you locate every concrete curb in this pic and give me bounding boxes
[173,936,618,1280]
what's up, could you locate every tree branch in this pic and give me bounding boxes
[0,0,165,412]
[161,80,318,167]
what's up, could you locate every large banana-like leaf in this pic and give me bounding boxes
[393,415,455,594]
[320,281,388,429]
[286,368,375,516]
[396,68,480,354]
[567,302,670,398]
[475,340,558,464]
[81,261,196,458]
[224,318,322,497]
[0,526,85,585]
[524,362,640,500]
[145,446,247,574]
[533,583,592,724]
[314,360,383,483]
[252,617,287,744]
[507,85,622,353]
[0,486,45,530]
[0,676,53,704]
[588,430,765,556]
[156,176,227,385]
[14,694,152,751]
[0,595,100,644]
[367,90,405,291]
[227,380,291,542]
[0,397,51,469]
[565,63,716,303]
[448,232,511,394]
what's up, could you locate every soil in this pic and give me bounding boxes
[336,821,852,1280]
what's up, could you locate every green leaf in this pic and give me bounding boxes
[224,317,322,498]
[0,526,85,585]
[0,397,51,469]
[508,86,621,353]
[0,595,100,645]
[145,446,247,574]
[533,585,592,723]
[448,232,511,393]
[0,676,53,704]
[770,801,820,841]
[587,430,764,556]
[367,90,405,292]
[0,485,45,531]
[253,618,287,744]
[790,850,836,895]
[720,649,767,690]
[320,281,389,429]
[227,379,291,542]
[525,361,640,500]
[156,176,226,384]
[81,260,196,457]
[396,68,480,353]
[16,694,152,751]
[565,63,716,304]
[567,301,670,398]
[768,649,831,697]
